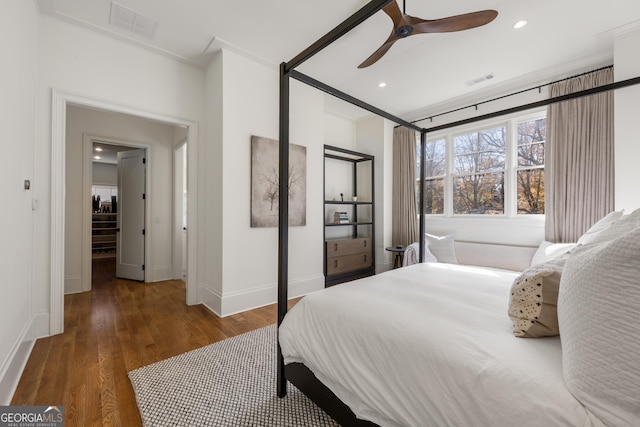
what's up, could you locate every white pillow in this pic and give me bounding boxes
[577,208,640,247]
[558,227,640,426]
[425,233,458,264]
[423,246,437,263]
[576,210,624,245]
[530,241,576,266]
[402,242,437,266]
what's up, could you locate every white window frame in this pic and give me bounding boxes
[421,108,546,219]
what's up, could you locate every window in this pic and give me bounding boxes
[516,118,545,214]
[420,138,446,214]
[417,112,546,216]
[453,126,505,214]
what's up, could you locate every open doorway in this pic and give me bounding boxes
[52,90,199,335]
[90,142,147,282]
[77,132,152,291]
[64,104,191,294]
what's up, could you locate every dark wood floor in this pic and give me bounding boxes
[12,258,290,426]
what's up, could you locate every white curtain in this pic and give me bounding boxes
[392,126,419,246]
[545,68,614,243]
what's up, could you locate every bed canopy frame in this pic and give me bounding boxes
[276,0,640,423]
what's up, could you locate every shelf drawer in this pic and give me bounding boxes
[326,237,371,257]
[326,251,373,276]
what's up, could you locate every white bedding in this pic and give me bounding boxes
[279,263,602,427]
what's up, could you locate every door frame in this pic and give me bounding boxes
[82,136,151,291]
[51,89,199,335]
[173,140,187,281]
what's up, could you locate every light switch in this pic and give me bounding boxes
[24,179,31,190]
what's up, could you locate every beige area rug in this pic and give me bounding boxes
[128,325,338,427]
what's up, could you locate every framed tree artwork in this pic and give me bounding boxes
[251,135,307,227]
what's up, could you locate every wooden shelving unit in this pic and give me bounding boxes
[92,213,117,258]
[323,145,375,287]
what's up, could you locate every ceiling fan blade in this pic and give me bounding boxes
[411,10,498,34]
[358,34,400,68]
[382,1,405,27]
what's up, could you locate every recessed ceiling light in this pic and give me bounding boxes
[378,82,387,88]
[95,147,103,152]
[93,156,101,160]
[513,20,528,29]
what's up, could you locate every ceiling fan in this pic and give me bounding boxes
[359,0,498,68]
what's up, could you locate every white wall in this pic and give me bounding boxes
[0,0,38,405]
[357,117,395,272]
[202,52,224,311]
[614,27,640,212]
[324,113,357,148]
[200,49,325,316]
[64,105,179,294]
[35,16,205,333]
[323,113,358,241]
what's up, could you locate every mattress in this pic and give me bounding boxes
[279,263,602,427]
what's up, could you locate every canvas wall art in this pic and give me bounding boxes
[251,135,307,227]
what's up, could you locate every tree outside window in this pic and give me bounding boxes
[417,138,446,214]
[415,113,545,216]
[516,118,545,214]
[453,127,505,214]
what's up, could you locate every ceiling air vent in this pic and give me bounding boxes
[466,73,495,86]
[109,2,158,39]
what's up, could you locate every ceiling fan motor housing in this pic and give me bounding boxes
[396,25,413,38]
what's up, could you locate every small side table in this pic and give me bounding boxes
[385,246,405,269]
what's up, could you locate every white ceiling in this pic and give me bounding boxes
[37,0,640,121]
[92,142,135,164]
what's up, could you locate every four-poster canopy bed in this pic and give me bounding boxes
[276,1,640,425]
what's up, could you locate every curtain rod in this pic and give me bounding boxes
[401,64,614,128]
[423,75,640,133]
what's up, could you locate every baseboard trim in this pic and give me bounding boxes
[376,261,392,273]
[151,266,173,282]
[199,275,325,318]
[64,274,82,294]
[221,275,324,317]
[0,316,37,405]
[199,285,222,317]
[32,311,52,339]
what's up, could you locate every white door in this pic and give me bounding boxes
[117,149,146,281]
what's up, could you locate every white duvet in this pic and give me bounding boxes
[279,263,602,427]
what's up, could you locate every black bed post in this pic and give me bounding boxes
[277,61,290,398]
[276,0,400,400]
[419,130,426,262]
